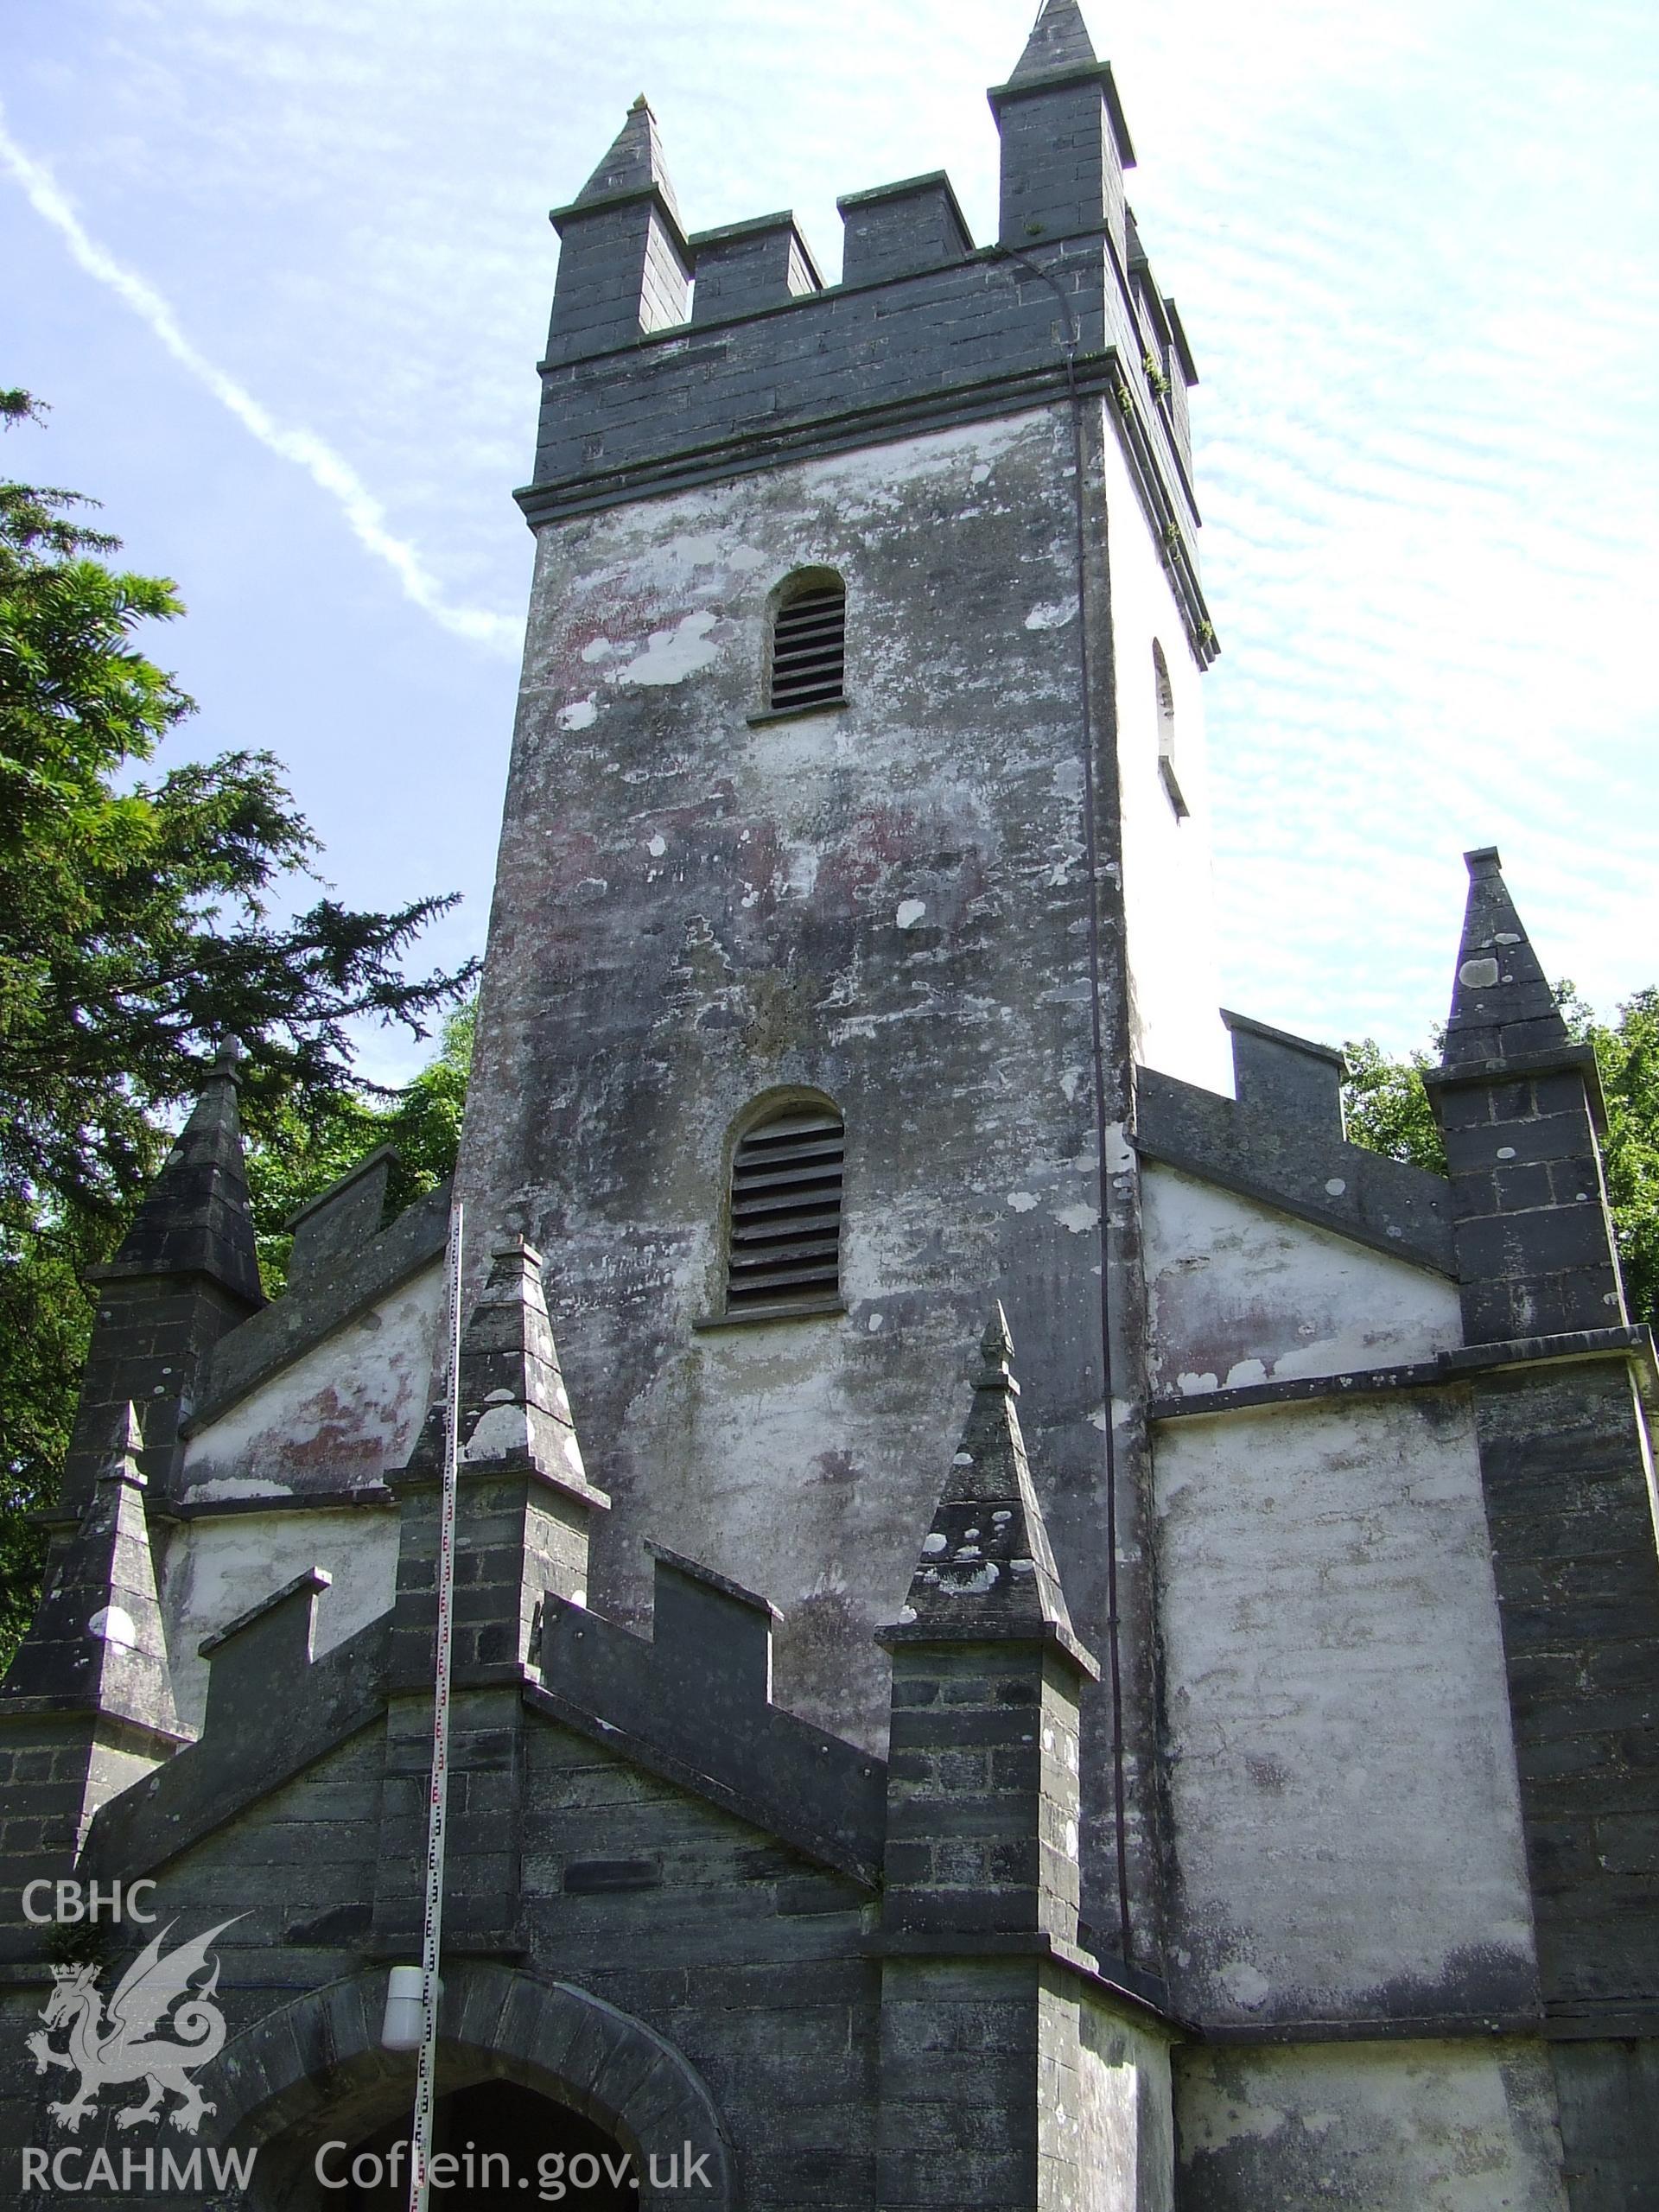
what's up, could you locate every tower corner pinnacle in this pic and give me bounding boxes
[554,92,685,241]
[1010,0,1099,84]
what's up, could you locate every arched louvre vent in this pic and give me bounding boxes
[727,1105,844,1310]
[769,582,846,714]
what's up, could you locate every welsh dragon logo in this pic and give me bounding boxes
[27,1918,241,2136]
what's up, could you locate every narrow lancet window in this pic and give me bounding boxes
[1154,639,1187,818]
[726,1101,845,1312]
[768,575,847,715]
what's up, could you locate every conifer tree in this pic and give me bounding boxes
[0,391,478,1665]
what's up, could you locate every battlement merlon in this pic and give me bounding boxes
[518,32,1211,660]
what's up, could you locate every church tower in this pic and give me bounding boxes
[457,0,1220,1967]
[5,10,1657,2209]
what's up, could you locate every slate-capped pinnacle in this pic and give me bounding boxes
[889,1305,1091,1667]
[0,1404,181,1738]
[404,1236,607,1506]
[1010,0,1099,82]
[460,1238,600,1490]
[569,91,683,226]
[1441,847,1571,1072]
[98,1039,262,1307]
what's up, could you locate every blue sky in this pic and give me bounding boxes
[4,0,1656,1082]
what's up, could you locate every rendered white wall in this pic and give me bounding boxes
[1155,1394,1535,2025]
[1103,422,1232,1098]
[161,1262,442,1729]
[181,1267,443,1501]
[464,403,1139,1756]
[1175,2040,1567,2210]
[1142,1163,1463,1396]
[157,1505,398,1736]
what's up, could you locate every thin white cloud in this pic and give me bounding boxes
[0,97,518,654]
[10,0,1659,1053]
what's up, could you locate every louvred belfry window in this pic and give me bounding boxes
[768,578,846,714]
[726,1103,845,1311]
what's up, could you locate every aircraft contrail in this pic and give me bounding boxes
[0,103,518,654]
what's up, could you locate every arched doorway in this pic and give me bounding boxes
[207,1962,736,2212]
[327,2081,633,2210]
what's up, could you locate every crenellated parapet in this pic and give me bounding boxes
[518,0,1214,661]
[687,210,822,326]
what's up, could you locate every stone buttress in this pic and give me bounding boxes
[1430,849,1659,2195]
[875,1308,1175,2212]
[0,1409,187,1958]
[375,1237,608,1955]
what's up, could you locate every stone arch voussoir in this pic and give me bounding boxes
[208,1961,737,2212]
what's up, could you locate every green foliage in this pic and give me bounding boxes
[0,391,478,1238]
[1587,989,1659,1331]
[0,392,478,1673]
[246,1003,474,1294]
[0,1014,473,1675]
[1340,1036,1446,1175]
[0,1213,101,1670]
[1344,983,1659,1328]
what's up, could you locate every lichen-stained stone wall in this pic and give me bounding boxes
[518,1722,879,2208]
[460,402,1218,1796]
[1174,2040,1569,2211]
[1154,1395,1538,2029]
